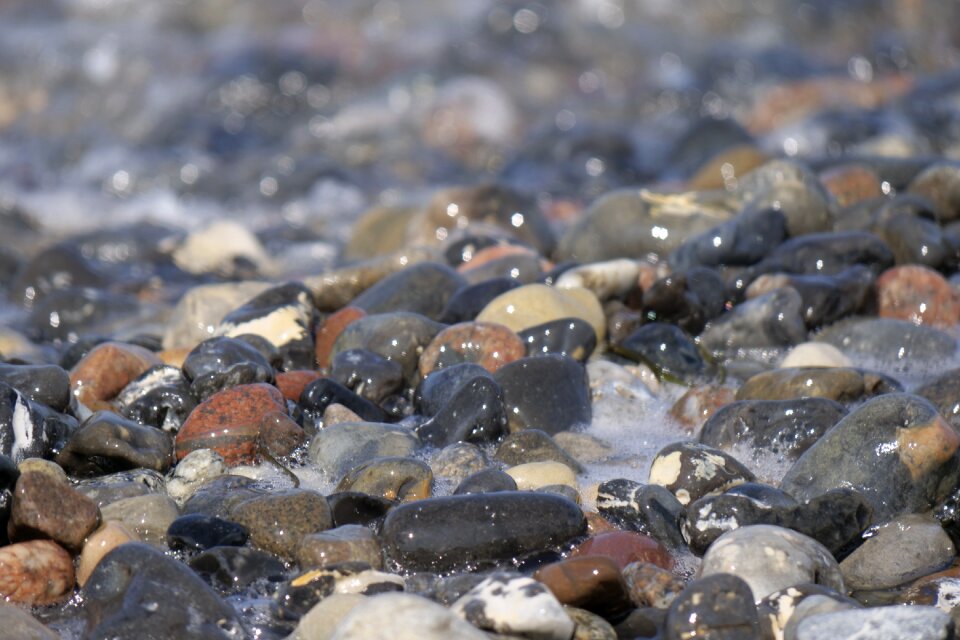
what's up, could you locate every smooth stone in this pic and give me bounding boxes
[642,267,727,334]
[345,204,419,260]
[296,524,382,570]
[348,262,466,322]
[291,593,367,640]
[757,584,860,640]
[335,456,433,502]
[736,367,901,402]
[820,163,884,207]
[115,364,196,433]
[166,513,248,551]
[682,487,873,557]
[870,195,956,268]
[555,187,732,264]
[330,349,403,404]
[330,312,444,383]
[81,542,245,639]
[315,306,367,369]
[326,492,396,528]
[172,218,273,276]
[571,531,673,571]
[553,432,614,465]
[518,317,598,363]
[908,162,960,222]
[534,555,631,618]
[668,384,738,433]
[419,321,525,378]
[623,561,686,609]
[162,281,272,350]
[175,382,287,465]
[69,341,162,408]
[840,514,955,591]
[566,606,618,640]
[381,491,586,572]
[745,266,875,330]
[300,377,388,426]
[308,421,419,479]
[700,287,807,356]
[876,264,960,328]
[454,468,518,495]
[0,363,71,412]
[781,342,853,368]
[100,493,179,546]
[916,368,960,430]
[77,521,137,586]
[75,469,165,508]
[477,283,606,343]
[439,277,522,324]
[9,243,107,307]
[735,160,834,236]
[181,336,275,401]
[794,606,952,640]
[415,362,493,416]
[614,322,707,382]
[814,317,957,365]
[555,258,644,300]
[0,382,77,463]
[494,429,584,472]
[330,592,488,640]
[229,489,333,559]
[0,454,17,545]
[165,449,227,505]
[322,403,364,427]
[699,398,847,463]
[458,249,546,285]
[595,480,686,549]
[699,525,845,601]
[188,545,286,591]
[0,600,59,640]
[665,573,761,640]
[258,411,307,457]
[9,469,100,551]
[416,376,508,447]
[181,474,265,519]
[507,461,577,491]
[430,442,489,484]
[0,540,74,606]
[780,393,960,522]
[669,206,787,272]
[649,442,755,506]
[276,564,404,621]
[57,410,174,476]
[215,281,316,370]
[451,571,574,640]
[494,355,592,435]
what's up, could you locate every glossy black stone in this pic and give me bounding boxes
[0,454,18,546]
[764,265,876,329]
[349,262,467,321]
[595,479,686,549]
[453,468,518,495]
[182,336,275,401]
[416,376,507,447]
[0,381,77,463]
[115,365,197,433]
[439,277,522,324]
[493,355,591,435]
[642,267,727,334]
[615,322,706,382]
[669,206,787,272]
[0,363,71,412]
[57,410,174,477]
[415,362,493,417]
[299,377,388,425]
[167,514,249,551]
[518,317,596,362]
[329,349,404,404]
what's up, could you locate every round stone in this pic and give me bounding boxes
[77,521,137,587]
[477,283,606,342]
[0,540,74,606]
[419,322,525,378]
[876,264,960,328]
[570,531,673,571]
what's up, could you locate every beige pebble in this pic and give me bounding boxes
[291,593,368,640]
[781,342,853,368]
[17,458,68,483]
[323,403,364,426]
[77,521,137,586]
[506,460,578,491]
[476,283,606,342]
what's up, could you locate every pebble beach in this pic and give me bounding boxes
[3,1,960,639]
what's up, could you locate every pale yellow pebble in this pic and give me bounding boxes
[476,283,606,342]
[77,521,137,586]
[323,403,364,427]
[781,342,853,368]
[291,593,368,640]
[506,460,578,491]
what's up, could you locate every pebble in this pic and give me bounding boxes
[554,258,644,300]
[642,267,727,334]
[0,363,71,412]
[57,410,174,476]
[419,321,525,377]
[669,205,786,272]
[315,306,367,369]
[780,342,853,368]
[0,539,74,606]
[615,322,707,383]
[595,479,686,549]
[623,561,686,609]
[296,524,383,570]
[794,605,953,640]
[518,317,598,362]
[330,349,404,403]
[77,520,138,586]
[780,393,960,522]
[330,592,488,640]
[454,468,518,495]
[430,442,489,483]
[229,488,333,559]
[700,287,807,356]
[735,367,900,402]
[0,600,59,640]
[699,525,845,601]
[162,281,272,350]
[0,382,78,463]
[477,283,606,342]
[165,448,227,505]
[166,513,249,551]
[348,261,466,321]
[668,384,738,432]
[381,491,586,572]
[69,341,162,408]
[188,545,285,591]
[76,469,165,507]
[290,593,367,640]
[566,606,619,640]
[908,162,960,222]
[115,364,196,432]
[916,368,960,430]
[757,584,860,640]
[308,421,419,479]
[300,377,388,425]
[571,531,673,571]
[534,555,632,618]
[839,514,955,591]
[100,493,179,546]
[451,571,575,640]
[439,277,521,324]
[326,492,396,528]
[175,382,287,465]
[876,264,960,328]
[330,311,444,383]
[181,336,276,401]
[335,456,433,501]
[664,573,761,640]
[495,429,584,471]
[9,469,100,550]
[494,355,592,434]
[648,441,756,506]
[746,266,875,329]
[814,317,957,365]
[506,460,578,491]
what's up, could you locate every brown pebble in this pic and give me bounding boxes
[9,470,100,552]
[419,321,525,377]
[70,342,162,407]
[316,307,366,369]
[0,540,75,605]
[534,554,632,617]
[876,264,960,328]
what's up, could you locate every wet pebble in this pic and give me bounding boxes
[308,421,419,479]
[876,264,960,328]
[181,336,275,401]
[331,592,488,640]
[736,366,900,402]
[0,381,77,463]
[57,410,174,476]
[595,479,686,549]
[494,355,592,434]
[166,513,249,551]
[700,287,807,356]
[188,545,286,591]
[115,364,196,432]
[336,456,433,502]
[0,363,71,412]
[330,349,404,404]
[229,488,333,559]
[518,317,597,362]
[331,311,444,383]
[664,573,761,640]
[296,524,382,570]
[77,521,138,586]
[648,441,755,506]
[99,493,179,546]
[453,467,518,495]
[0,540,74,606]
[70,340,162,408]
[477,283,606,343]
[418,321,525,377]
[814,317,957,365]
[534,555,631,618]
[9,469,100,551]
[349,261,466,321]
[794,605,953,640]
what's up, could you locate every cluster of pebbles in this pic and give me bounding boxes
[6,2,960,640]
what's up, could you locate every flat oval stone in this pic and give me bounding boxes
[649,442,755,506]
[308,421,419,479]
[348,262,466,321]
[554,258,645,300]
[780,393,960,522]
[876,264,960,328]
[477,283,606,342]
[166,513,249,551]
[296,524,383,570]
[736,367,901,402]
[9,469,100,551]
[699,525,844,601]
[57,410,174,476]
[454,468,518,495]
[494,355,591,435]
[781,342,853,368]
[70,341,162,408]
[419,321,525,377]
[451,572,574,640]
[182,336,275,401]
[518,317,597,362]
[81,542,245,639]
[0,363,71,412]
[0,540,74,606]
[431,442,489,483]
[745,265,875,330]
[381,491,586,572]
[175,382,287,465]
[229,488,333,559]
[336,456,433,502]
[814,317,957,366]
[331,312,444,383]
[506,461,577,491]
[534,555,631,618]
[665,574,761,640]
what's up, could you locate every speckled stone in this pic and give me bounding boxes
[430,442,489,483]
[668,384,737,433]
[308,421,420,479]
[70,341,162,408]
[99,493,179,547]
[794,605,953,640]
[229,488,333,559]
[174,382,287,465]
[451,572,575,640]
[758,584,860,640]
[780,393,960,522]
[477,283,606,342]
[648,441,755,506]
[9,469,100,551]
[296,524,383,570]
[330,593,488,640]
[595,479,686,549]
[165,449,227,505]
[699,525,844,601]
[0,540,74,606]
[419,321,525,378]
[534,555,632,618]
[876,264,960,328]
[335,456,433,502]
[665,574,761,640]
[623,561,686,609]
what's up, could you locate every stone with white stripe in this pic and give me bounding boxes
[451,572,574,640]
[0,381,77,463]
